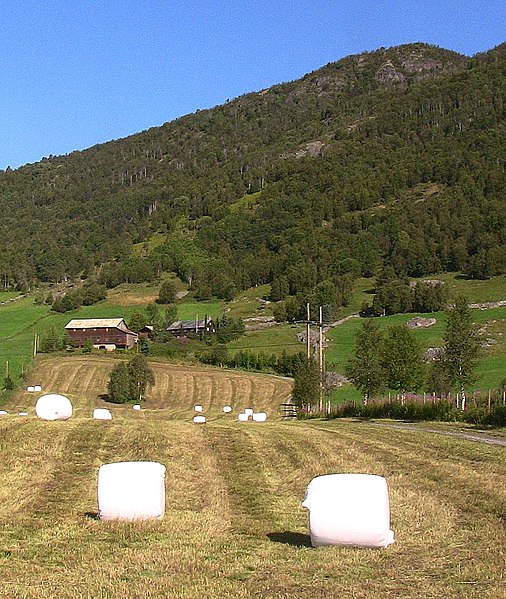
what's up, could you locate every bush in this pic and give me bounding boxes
[329,397,506,427]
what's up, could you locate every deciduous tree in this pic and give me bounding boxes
[440,296,480,409]
[346,319,384,404]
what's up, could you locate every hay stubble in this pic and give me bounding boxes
[0,358,504,597]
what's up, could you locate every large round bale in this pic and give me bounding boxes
[302,473,394,548]
[98,461,166,521]
[35,394,73,421]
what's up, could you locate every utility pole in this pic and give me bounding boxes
[306,303,311,361]
[319,306,323,411]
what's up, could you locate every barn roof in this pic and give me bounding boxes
[65,318,128,330]
[167,319,209,331]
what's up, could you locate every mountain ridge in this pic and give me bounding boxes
[0,42,504,300]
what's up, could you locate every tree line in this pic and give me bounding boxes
[346,296,480,406]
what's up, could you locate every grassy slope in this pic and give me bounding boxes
[0,273,505,394]
[0,368,504,598]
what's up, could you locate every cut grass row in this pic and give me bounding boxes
[0,409,504,598]
[9,356,293,419]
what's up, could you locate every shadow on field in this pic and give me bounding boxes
[267,531,312,547]
[85,511,99,520]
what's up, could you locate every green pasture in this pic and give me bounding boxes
[228,323,303,357]
[0,276,505,396]
[0,297,223,381]
[421,272,506,303]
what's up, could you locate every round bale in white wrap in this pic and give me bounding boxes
[98,461,166,521]
[302,473,395,548]
[93,408,112,420]
[35,394,73,421]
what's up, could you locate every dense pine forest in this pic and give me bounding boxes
[0,43,504,315]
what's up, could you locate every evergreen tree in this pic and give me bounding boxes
[107,362,131,404]
[157,280,177,304]
[39,327,62,353]
[107,355,155,403]
[128,312,147,332]
[346,319,384,404]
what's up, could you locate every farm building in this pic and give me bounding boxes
[138,325,154,339]
[167,317,215,339]
[64,318,138,350]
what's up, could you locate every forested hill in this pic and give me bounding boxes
[0,42,504,300]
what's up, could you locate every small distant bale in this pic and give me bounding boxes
[0,410,7,415]
[244,408,254,417]
[238,413,249,422]
[98,461,166,521]
[193,415,206,424]
[18,412,28,416]
[194,405,203,412]
[33,385,42,392]
[27,386,35,393]
[302,473,394,548]
[252,412,267,422]
[35,394,72,421]
[223,405,232,413]
[93,408,112,420]
[133,404,141,411]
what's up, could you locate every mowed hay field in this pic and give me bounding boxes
[11,356,293,419]
[0,358,505,598]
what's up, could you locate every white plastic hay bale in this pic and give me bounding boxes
[35,394,73,421]
[0,410,8,415]
[33,385,42,392]
[194,404,203,412]
[98,461,166,521]
[302,473,394,548]
[133,404,141,411]
[252,412,267,422]
[237,412,249,422]
[18,412,28,416]
[223,405,232,413]
[193,415,206,424]
[26,386,35,393]
[244,408,254,417]
[93,408,112,420]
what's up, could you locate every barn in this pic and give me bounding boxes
[64,318,138,350]
[167,317,215,339]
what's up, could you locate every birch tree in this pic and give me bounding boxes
[346,319,384,404]
[441,296,480,410]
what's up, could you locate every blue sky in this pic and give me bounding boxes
[1,0,504,170]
